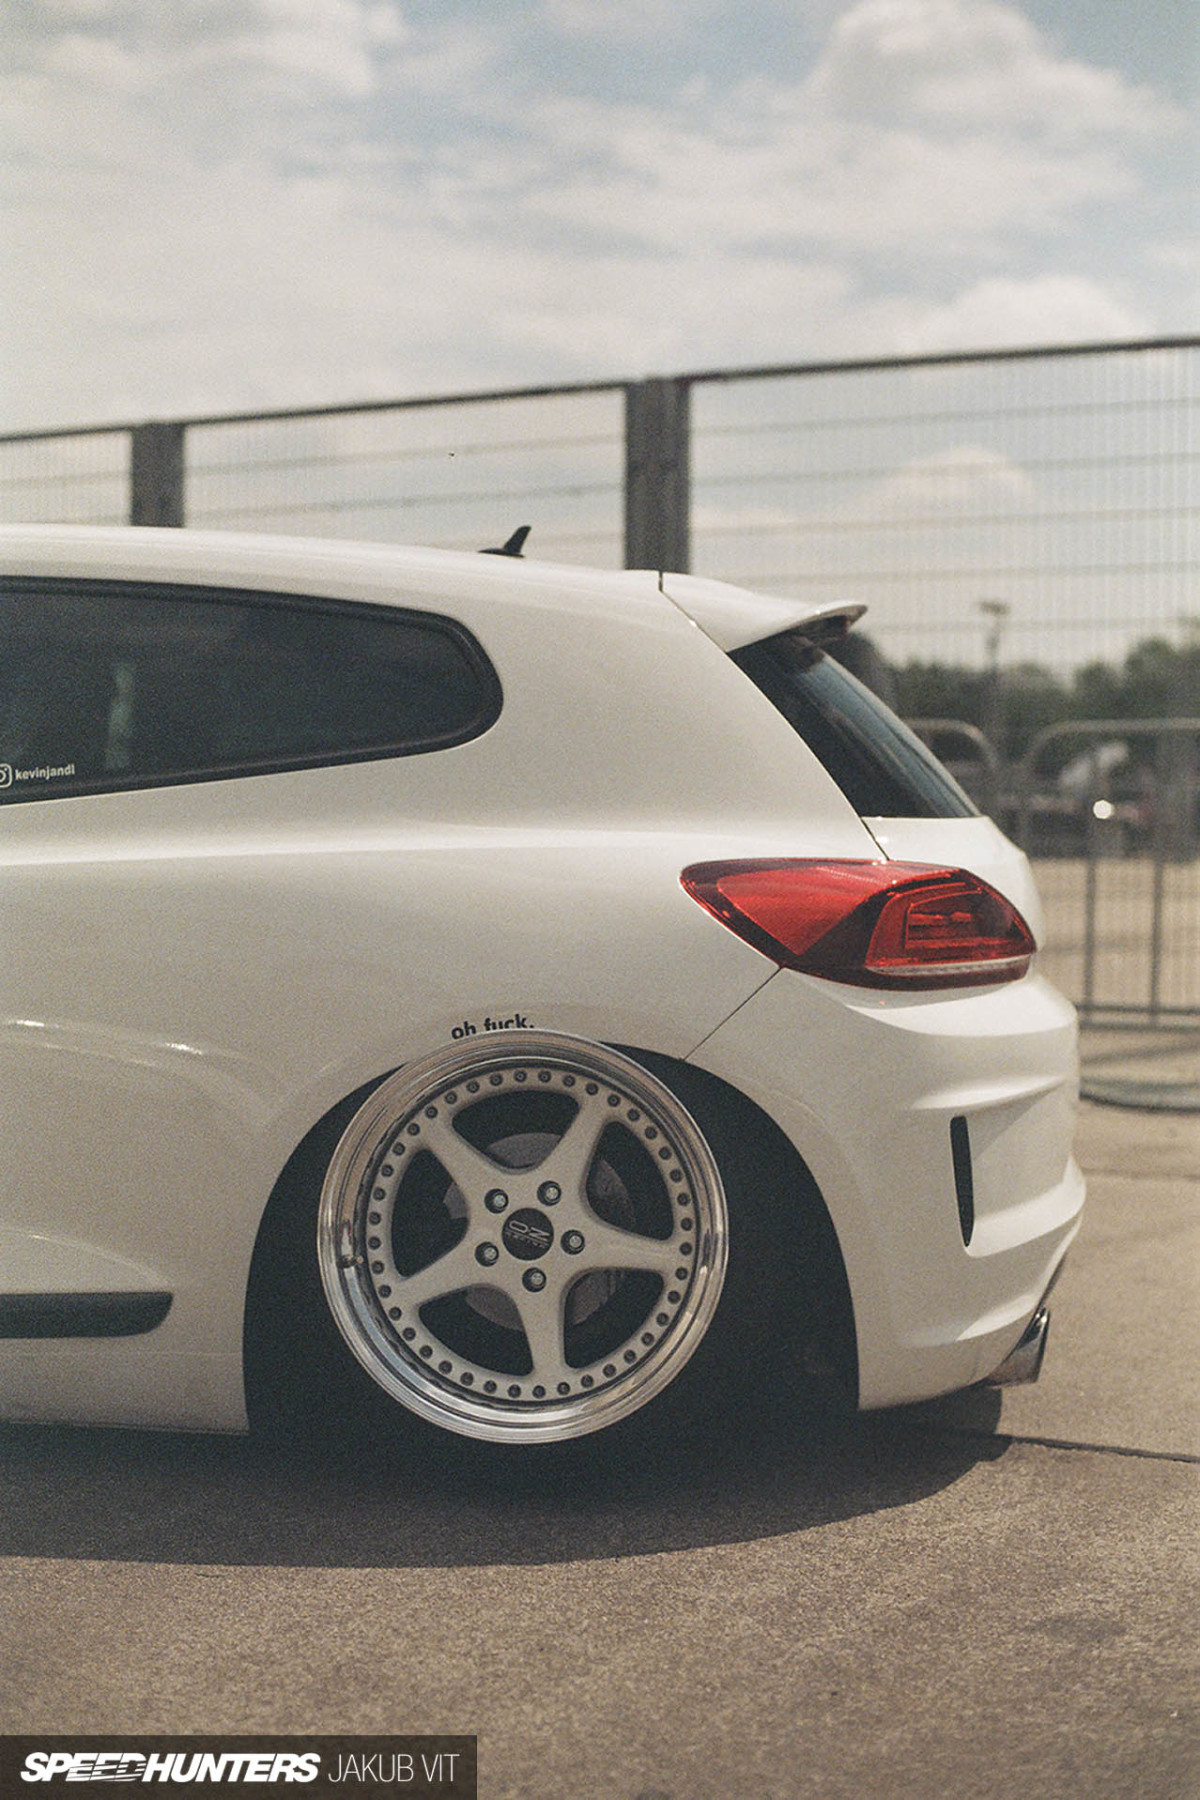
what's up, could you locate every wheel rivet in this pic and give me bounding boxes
[476,1243,499,1266]
[538,1182,561,1205]
[485,1189,509,1213]
[562,1231,585,1254]
[523,1268,547,1291]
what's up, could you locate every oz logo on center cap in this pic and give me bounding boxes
[502,1208,555,1260]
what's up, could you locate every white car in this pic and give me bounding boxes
[0,525,1084,1453]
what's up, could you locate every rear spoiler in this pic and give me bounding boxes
[788,603,868,646]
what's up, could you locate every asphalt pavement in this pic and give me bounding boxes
[1,1097,1196,1800]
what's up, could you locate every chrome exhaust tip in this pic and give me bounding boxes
[986,1307,1050,1387]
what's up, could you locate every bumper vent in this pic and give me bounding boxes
[949,1115,975,1246]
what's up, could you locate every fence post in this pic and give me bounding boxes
[129,422,186,526]
[624,377,690,572]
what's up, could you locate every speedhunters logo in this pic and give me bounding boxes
[20,1752,320,1784]
[1,1740,475,1800]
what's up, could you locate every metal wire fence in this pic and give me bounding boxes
[185,387,627,567]
[689,341,1197,673]
[3,339,1196,1025]
[0,429,129,528]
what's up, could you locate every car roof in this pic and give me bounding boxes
[0,524,864,653]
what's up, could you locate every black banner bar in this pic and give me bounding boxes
[0,1738,476,1800]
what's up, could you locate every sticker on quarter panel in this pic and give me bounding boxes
[450,1014,532,1040]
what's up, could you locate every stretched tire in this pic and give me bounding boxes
[246,1032,815,1454]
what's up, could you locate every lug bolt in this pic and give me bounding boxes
[522,1269,547,1292]
[538,1182,562,1206]
[484,1189,509,1213]
[475,1243,499,1266]
[562,1231,585,1255]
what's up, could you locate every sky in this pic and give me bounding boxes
[3,0,1197,434]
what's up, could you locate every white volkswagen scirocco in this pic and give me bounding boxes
[0,526,1083,1454]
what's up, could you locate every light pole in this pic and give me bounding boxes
[978,599,1010,755]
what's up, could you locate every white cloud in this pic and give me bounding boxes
[218,0,407,99]
[519,0,1177,259]
[865,443,1039,512]
[43,31,159,90]
[540,0,715,38]
[38,0,117,16]
[523,100,1143,257]
[896,275,1148,352]
[0,0,1189,430]
[808,0,1173,137]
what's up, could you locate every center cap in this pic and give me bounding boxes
[502,1208,555,1260]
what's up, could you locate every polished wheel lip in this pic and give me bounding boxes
[317,1031,728,1444]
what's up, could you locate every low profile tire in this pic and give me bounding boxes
[247,1032,812,1455]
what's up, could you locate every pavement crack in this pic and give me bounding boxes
[933,1425,1199,1465]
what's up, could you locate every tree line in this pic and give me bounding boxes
[857,631,1200,762]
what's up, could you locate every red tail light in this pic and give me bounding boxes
[681,860,1036,990]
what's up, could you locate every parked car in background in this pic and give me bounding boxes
[0,527,1083,1455]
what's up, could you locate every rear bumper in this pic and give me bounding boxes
[691,968,1085,1409]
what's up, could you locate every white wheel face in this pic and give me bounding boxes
[317,1033,729,1443]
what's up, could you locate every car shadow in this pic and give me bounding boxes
[1,1388,1006,1570]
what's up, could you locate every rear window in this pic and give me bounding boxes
[0,578,501,805]
[732,630,977,820]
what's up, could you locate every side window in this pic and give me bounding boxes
[0,579,501,804]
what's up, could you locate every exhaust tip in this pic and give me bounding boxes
[985,1307,1050,1387]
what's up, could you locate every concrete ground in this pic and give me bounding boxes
[2,1099,1196,1800]
[1079,1023,1200,1112]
